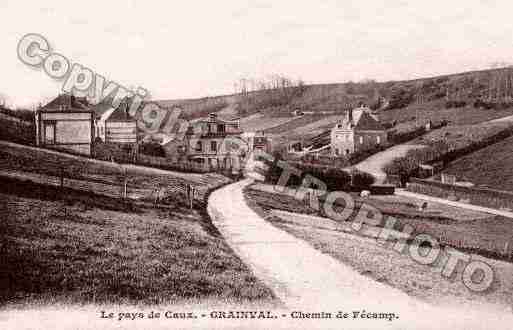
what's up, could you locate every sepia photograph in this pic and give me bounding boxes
[1,1,513,329]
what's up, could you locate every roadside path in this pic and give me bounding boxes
[487,114,513,123]
[396,189,513,219]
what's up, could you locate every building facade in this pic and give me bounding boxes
[241,131,272,154]
[331,105,387,156]
[93,99,137,144]
[185,113,244,170]
[35,94,94,156]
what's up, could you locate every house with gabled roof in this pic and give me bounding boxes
[330,105,387,156]
[35,94,94,155]
[92,98,138,145]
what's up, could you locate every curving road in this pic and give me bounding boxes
[206,179,447,328]
[353,144,425,183]
[206,179,513,329]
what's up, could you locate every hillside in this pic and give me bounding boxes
[442,135,513,192]
[0,176,274,306]
[153,67,513,149]
[0,141,274,305]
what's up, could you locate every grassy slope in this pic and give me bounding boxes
[0,142,231,202]
[443,135,513,191]
[243,185,513,308]
[244,185,513,260]
[413,121,513,149]
[0,177,275,306]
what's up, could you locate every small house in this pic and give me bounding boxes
[93,98,137,144]
[35,94,93,155]
[330,105,387,156]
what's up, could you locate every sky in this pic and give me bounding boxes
[2,0,513,107]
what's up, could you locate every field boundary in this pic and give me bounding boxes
[407,178,513,210]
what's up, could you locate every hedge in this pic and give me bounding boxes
[407,178,513,210]
[263,155,375,191]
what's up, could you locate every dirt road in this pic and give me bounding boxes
[353,144,424,183]
[207,179,513,329]
[396,189,513,219]
[207,179,464,329]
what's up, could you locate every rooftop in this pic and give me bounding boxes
[40,94,91,113]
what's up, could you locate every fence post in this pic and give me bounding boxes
[60,166,64,188]
[124,171,128,199]
[120,166,128,199]
[190,186,194,209]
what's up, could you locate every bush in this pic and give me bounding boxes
[445,100,467,108]
[388,126,426,144]
[383,156,419,179]
[139,141,166,157]
[264,156,352,191]
[93,142,135,163]
[351,169,375,188]
[387,86,415,109]
[385,125,513,182]
[264,155,378,191]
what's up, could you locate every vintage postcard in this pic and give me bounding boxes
[1,1,513,329]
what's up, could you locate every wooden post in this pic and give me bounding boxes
[124,170,128,199]
[184,183,190,207]
[121,166,128,199]
[60,166,64,188]
[190,186,194,209]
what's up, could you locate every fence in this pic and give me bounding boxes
[407,178,513,210]
[136,154,245,177]
[137,154,209,173]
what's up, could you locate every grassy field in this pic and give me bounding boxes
[412,121,513,149]
[380,100,513,127]
[261,209,513,309]
[244,184,513,262]
[441,135,513,191]
[0,176,275,306]
[243,184,513,308]
[0,142,231,202]
[264,114,327,134]
[239,113,297,132]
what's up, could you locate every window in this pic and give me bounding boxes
[359,136,363,144]
[377,135,381,144]
[211,140,217,152]
[195,141,203,152]
[44,121,56,145]
[217,124,225,133]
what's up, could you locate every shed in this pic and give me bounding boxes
[35,94,93,156]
